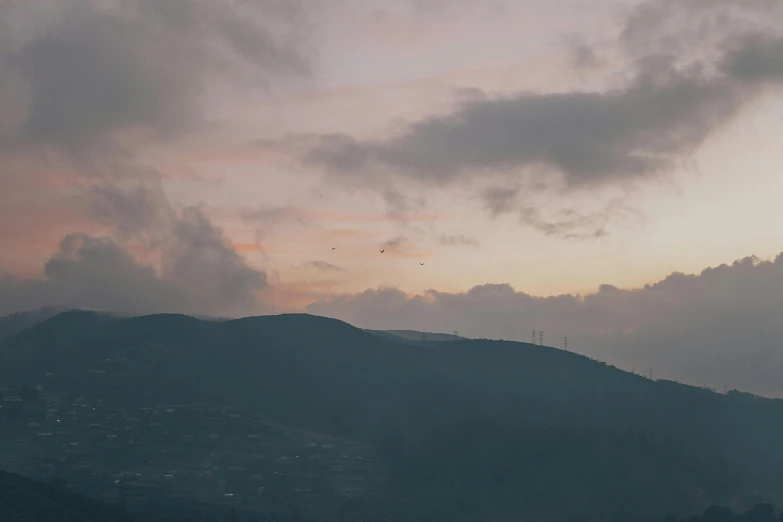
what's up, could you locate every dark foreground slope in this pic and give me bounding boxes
[1,311,783,522]
[0,470,131,522]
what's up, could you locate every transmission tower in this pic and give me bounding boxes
[532,330,536,345]
[539,331,543,346]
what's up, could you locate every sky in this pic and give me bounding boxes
[2,0,783,396]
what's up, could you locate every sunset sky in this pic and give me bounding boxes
[2,0,783,396]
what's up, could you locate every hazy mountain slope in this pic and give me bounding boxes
[0,306,70,339]
[365,329,465,342]
[0,470,130,522]
[1,311,783,521]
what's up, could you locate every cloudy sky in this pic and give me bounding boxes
[2,0,783,396]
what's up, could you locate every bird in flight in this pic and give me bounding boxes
[331,247,336,250]
[380,249,385,253]
[420,263,424,265]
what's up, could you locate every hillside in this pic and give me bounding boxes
[365,329,465,342]
[2,311,783,522]
[0,306,69,339]
[0,470,131,522]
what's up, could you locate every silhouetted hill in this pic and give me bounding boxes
[2,311,783,521]
[0,470,131,522]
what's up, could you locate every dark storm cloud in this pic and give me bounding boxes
[304,0,783,189]
[0,0,312,152]
[307,253,783,398]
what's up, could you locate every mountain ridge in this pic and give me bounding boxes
[2,310,783,521]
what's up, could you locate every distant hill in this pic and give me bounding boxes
[0,308,228,341]
[2,310,783,522]
[365,329,465,342]
[0,306,70,339]
[0,470,130,522]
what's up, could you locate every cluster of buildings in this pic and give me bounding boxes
[0,389,385,520]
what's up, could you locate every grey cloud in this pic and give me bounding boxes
[721,34,783,82]
[307,252,783,399]
[4,176,272,318]
[0,0,312,153]
[243,205,312,246]
[304,134,370,174]
[0,234,166,316]
[517,198,643,240]
[243,206,311,227]
[86,179,176,243]
[619,0,782,59]
[383,189,426,222]
[0,234,186,317]
[453,87,488,102]
[0,0,293,317]
[482,186,520,216]
[163,207,268,318]
[306,261,344,272]
[41,234,167,309]
[304,0,783,191]
[570,43,602,70]
[439,234,480,247]
[91,176,269,316]
[382,236,410,252]
[0,207,269,318]
[306,64,742,187]
[518,207,608,240]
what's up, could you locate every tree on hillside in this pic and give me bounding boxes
[223,508,239,522]
[702,505,736,522]
[743,503,776,522]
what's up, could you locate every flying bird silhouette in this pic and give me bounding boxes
[331,247,335,250]
[420,263,424,265]
[380,249,385,253]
